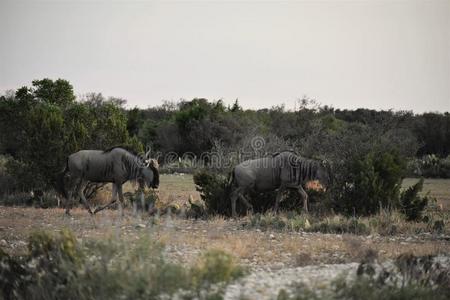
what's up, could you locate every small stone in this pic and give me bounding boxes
[273,262,284,269]
[136,223,146,229]
[269,233,275,239]
[0,239,7,247]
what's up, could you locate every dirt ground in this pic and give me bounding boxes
[1,174,449,269]
[1,207,449,269]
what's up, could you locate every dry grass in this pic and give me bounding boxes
[94,174,201,207]
[1,175,450,269]
[0,207,449,268]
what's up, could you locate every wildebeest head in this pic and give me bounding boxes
[139,159,159,189]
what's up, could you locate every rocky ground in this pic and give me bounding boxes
[224,263,359,299]
[1,206,450,298]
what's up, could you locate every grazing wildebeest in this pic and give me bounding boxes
[56,146,159,215]
[229,151,329,217]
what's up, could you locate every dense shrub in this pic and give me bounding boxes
[0,155,15,195]
[0,190,60,207]
[400,178,429,221]
[193,170,231,215]
[0,230,245,300]
[333,150,406,216]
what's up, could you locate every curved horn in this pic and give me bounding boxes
[145,146,152,159]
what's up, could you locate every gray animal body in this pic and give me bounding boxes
[57,147,159,215]
[229,151,329,217]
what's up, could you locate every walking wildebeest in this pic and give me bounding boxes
[56,146,159,215]
[229,151,329,217]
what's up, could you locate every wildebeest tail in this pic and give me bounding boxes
[55,157,69,199]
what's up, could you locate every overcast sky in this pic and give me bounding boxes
[1,0,449,112]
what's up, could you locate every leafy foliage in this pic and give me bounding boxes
[335,151,406,216]
[400,178,429,221]
[0,80,141,193]
[193,170,230,215]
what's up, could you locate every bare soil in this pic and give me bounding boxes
[1,206,449,270]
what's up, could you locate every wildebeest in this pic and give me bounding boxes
[229,151,329,217]
[56,146,159,215]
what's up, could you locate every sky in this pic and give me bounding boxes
[1,0,449,113]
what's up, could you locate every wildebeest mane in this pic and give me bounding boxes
[271,149,298,157]
[103,145,138,155]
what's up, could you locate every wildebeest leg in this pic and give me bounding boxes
[94,184,118,214]
[274,187,285,213]
[238,193,253,214]
[78,180,93,214]
[116,184,125,217]
[64,176,77,216]
[230,188,242,218]
[65,190,73,216]
[297,185,309,213]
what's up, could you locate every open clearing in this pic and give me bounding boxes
[1,175,450,298]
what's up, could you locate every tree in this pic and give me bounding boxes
[0,80,141,192]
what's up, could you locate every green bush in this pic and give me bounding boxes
[248,213,289,231]
[400,178,429,221]
[0,190,60,208]
[0,155,16,195]
[334,151,406,216]
[0,192,33,206]
[126,188,159,211]
[305,216,370,235]
[191,249,245,288]
[193,170,230,216]
[0,230,245,300]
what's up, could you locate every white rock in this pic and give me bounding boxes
[0,239,7,247]
[223,263,359,300]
